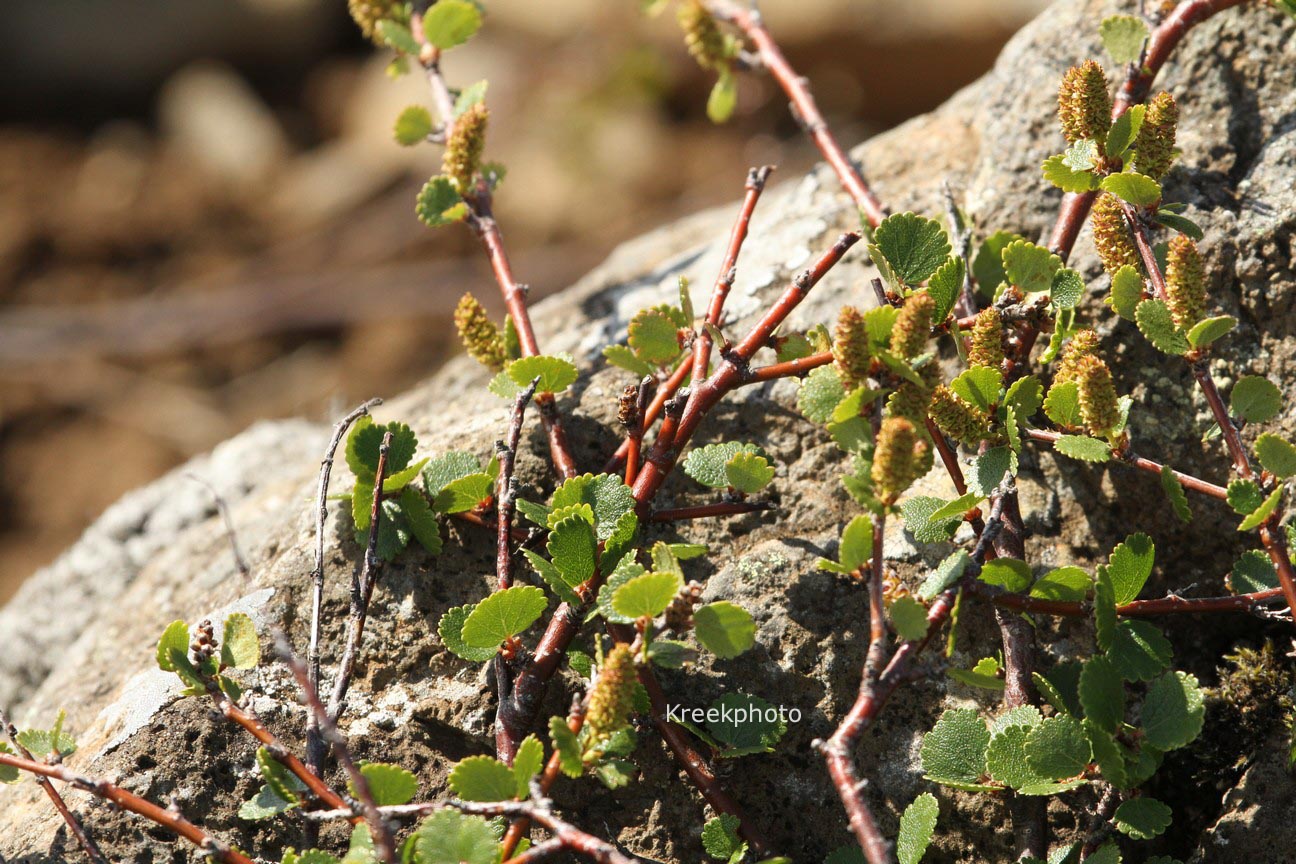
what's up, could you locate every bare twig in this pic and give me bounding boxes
[647,500,774,522]
[0,751,256,864]
[307,397,382,775]
[277,634,398,864]
[1025,428,1229,499]
[0,710,107,864]
[497,378,541,591]
[185,474,250,576]
[328,431,394,722]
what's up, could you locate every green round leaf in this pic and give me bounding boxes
[683,442,762,489]
[707,67,738,124]
[547,514,597,587]
[1239,486,1283,531]
[1099,14,1150,64]
[838,515,875,573]
[1108,533,1154,606]
[1229,549,1278,594]
[415,175,467,227]
[512,734,544,797]
[447,755,517,802]
[1042,154,1099,194]
[889,596,930,642]
[972,231,1024,296]
[1107,620,1173,682]
[1255,433,1296,479]
[1001,238,1062,293]
[1136,298,1188,354]
[1054,434,1111,463]
[460,586,548,650]
[693,601,756,659]
[393,105,433,146]
[220,613,260,670]
[725,450,775,493]
[1113,797,1172,839]
[438,605,497,661]
[1186,315,1235,349]
[1079,655,1125,733]
[1230,376,1282,422]
[1101,171,1162,207]
[1050,268,1086,309]
[1023,715,1092,780]
[353,763,418,806]
[1109,264,1145,321]
[1030,566,1090,602]
[874,212,952,285]
[702,814,745,860]
[798,365,847,424]
[421,0,482,49]
[612,570,683,619]
[507,353,578,394]
[628,307,683,365]
[987,723,1049,790]
[920,708,989,784]
[1141,670,1205,751]
[415,809,499,864]
[979,558,1033,593]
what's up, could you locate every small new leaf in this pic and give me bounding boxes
[1238,486,1282,531]
[890,596,930,642]
[873,212,951,285]
[725,450,775,493]
[683,442,762,489]
[415,175,467,227]
[1109,265,1144,321]
[220,613,260,670]
[438,605,497,662]
[1108,533,1154,606]
[548,514,597,587]
[1101,172,1162,207]
[1141,671,1205,751]
[1042,155,1099,193]
[393,106,433,146]
[1023,716,1091,780]
[702,814,746,862]
[506,354,578,394]
[422,0,482,49]
[1113,797,1173,840]
[1186,315,1236,348]
[549,717,584,778]
[612,570,683,619]
[1159,465,1193,523]
[1002,239,1062,294]
[1230,376,1282,422]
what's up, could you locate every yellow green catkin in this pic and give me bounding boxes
[1058,60,1113,143]
[886,381,933,426]
[890,292,935,360]
[928,385,991,447]
[444,104,489,192]
[454,293,507,371]
[348,0,400,45]
[1091,193,1141,277]
[586,643,637,740]
[1165,235,1207,330]
[1053,329,1101,386]
[1134,91,1179,180]
[833,306,870,389]
[678,0,726,69]
[872,417,920,501]
[1074,355,1120,436]
[968,307,1005,370]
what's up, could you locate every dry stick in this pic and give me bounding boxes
[494,379,541,762]
[692,165,775,384]
[1118,201,1296,616]
[278,636,398,864]
[456,797,641,864]
[418,38,578,481]
[185,474,250,576]
[307,397,383,776]
[1025,427,1229,499]
[818,514,894,864]
[0,710,107,864]
[0,751,255,864]
[988,583,1284,618]
[327,431,393,723]
[704,0,887,228]
[647,500,773,522]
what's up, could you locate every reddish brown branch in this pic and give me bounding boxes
[1025,427,1229,499]
[988,584,1285,618]
[0,751,256,864]
[0,710,106,864]
[497,379,541,590]
[746,349,832,383]
[499,704,587,859]
[1118,203,1296,616]
[704,1,886,226]
[693,166,774,384]
[632,233,861,506]
[819,514,892,864]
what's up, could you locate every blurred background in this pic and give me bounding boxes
[0,0,1049,601]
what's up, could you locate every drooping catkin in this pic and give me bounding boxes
[586,643,637,740]
[928,385,992,447]
[1091,193,1141,277]
[1165,235,1207,330]
[889,293,935,360]
[1134,92,1179,180]
[833,306,870,389]
[1074,355,1120,436]
[1058,60,1113,143]
[871,417,919,501]
[968,308,1005,370]
[454,293,507,371]
[444,104,489,192]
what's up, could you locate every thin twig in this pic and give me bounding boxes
[647,500,774,522]
[0,751,256,864]
[276,635,398,864]
[0,710,107,864]
[185,474,250,576]
[328,431,393,723]
[307,397,382,776]
[497,378,541,591]
[1025,427,1229,499]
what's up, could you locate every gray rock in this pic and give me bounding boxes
[3,1,1294,861]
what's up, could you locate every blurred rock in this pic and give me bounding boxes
[158,62,290,194]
